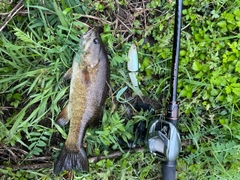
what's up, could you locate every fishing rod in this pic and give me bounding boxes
[145,0,182,179]
[125,0,182,179]
[162,0,182,179]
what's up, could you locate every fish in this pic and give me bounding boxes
[53,28,110,174]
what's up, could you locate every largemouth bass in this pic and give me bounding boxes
[54,28,109,174]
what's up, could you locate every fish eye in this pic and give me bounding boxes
[93,38,99,44]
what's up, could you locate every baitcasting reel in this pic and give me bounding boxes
[146,119,181,162]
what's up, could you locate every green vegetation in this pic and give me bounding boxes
[0,0,240,179]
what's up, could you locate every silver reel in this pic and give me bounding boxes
[146,119,181,161]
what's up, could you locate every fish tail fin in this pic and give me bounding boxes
[53,145,89,174]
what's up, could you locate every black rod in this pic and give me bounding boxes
[165,0,182,126]
[170,0,182,103]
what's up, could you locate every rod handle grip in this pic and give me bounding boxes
[162,161,176,180]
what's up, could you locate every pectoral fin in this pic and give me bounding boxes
[56,104,70,126]
[63,68,72,80]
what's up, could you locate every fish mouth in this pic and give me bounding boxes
[81,28,99,50]
[82,28,98,40]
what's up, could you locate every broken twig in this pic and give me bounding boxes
[0,0,24,32]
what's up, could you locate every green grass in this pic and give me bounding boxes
[1,0,240,179]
